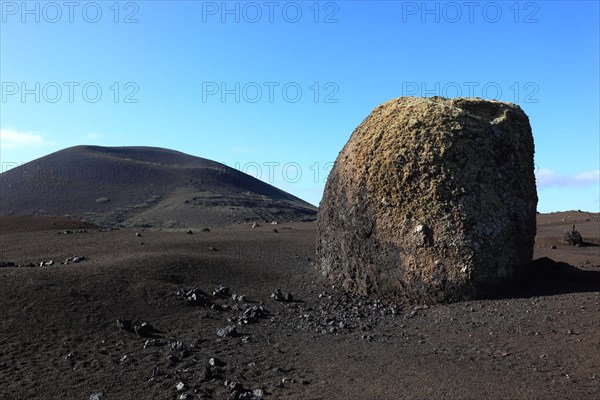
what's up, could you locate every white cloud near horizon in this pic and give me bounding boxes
[536,169,600,188]
[0,128,45,149]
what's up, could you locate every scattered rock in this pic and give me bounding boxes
[211,303,232,311]
[136,232,142,237]
[201,227,211,232]
[228,381,243,391]
[116,319,133,332]
[272,289,293,302]
[170,340,185,351]
[217,325,237,338]
[208,357,225,367]
[213,285,230,298]
[251,222,260,228]
[176,381,187,391]
[243,305,267,319]
[89,393,105,400]
[177,287,211,306]
[65,255,85,263]
[231,293,246,302]
[234,305,268,324]
[0,261,16,268]
[186,230,193,234]
[54,229,90,235]
[144,339,168,349]
[551,245,557,249]
[134,322,154,337]
[317,96,537,304]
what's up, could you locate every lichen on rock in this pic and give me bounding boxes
[562,224,583,246]
[316,96,538,304]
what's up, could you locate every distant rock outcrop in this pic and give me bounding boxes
[562,225,583,246]
[317,97,538,304]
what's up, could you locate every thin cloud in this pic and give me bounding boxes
[536,169,600,188]
[0,128,45,149]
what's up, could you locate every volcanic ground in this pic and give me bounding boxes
[0,146,317,228]
[0,211,598,400]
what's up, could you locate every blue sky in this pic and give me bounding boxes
[1,0,599,212]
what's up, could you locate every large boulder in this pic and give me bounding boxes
[317,97,537,304]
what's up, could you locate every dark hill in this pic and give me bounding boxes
[0,145,317,228]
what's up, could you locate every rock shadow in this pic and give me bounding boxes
[498,257,600,299]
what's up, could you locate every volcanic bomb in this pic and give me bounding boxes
[317,96,538,304]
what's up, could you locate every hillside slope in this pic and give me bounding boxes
[0,146,317,228]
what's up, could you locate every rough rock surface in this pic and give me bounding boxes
[562,224,583,246]
[317,96,538,304]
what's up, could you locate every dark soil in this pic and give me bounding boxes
[0,146,317,229]
[0,211,598,399]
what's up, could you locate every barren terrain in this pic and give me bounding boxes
[0,146,317,228]
[0,211,598,400]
